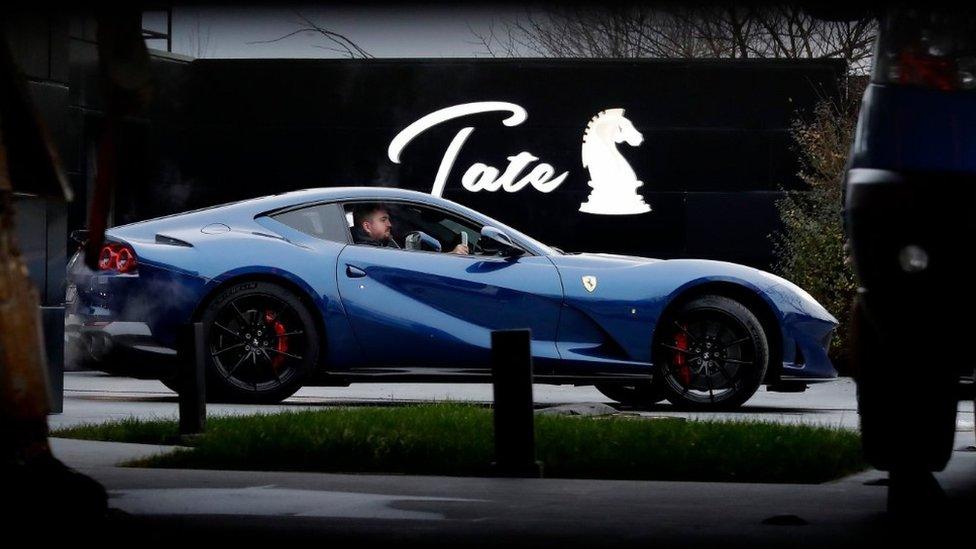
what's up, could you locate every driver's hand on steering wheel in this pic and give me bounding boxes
[450,244,469,255]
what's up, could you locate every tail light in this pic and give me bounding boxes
[97,243,138,273]
[873,8,976,91]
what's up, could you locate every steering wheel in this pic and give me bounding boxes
[459,232,485,255]
[471,238,484,255]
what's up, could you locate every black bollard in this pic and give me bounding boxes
[490,329,542,477]
[178,322,206,435]
[41,306,65,414]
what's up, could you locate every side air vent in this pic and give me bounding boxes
[155,234,193,247]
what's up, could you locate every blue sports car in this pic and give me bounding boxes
[66,187,837,409]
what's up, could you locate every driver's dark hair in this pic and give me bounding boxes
[352,203,389,228]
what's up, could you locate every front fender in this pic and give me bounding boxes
[664,276,838,381]
[553,257,837,380]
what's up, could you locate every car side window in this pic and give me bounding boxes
[342,201,485,254]
[271,202,350,243]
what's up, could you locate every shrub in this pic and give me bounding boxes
[772,78,866,372]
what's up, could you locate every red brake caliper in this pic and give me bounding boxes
[264,310,288,370]
[674,327,691,386]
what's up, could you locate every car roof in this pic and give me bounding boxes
[109,186,559,256]
[247,186,450,213]
[116,186,450,228]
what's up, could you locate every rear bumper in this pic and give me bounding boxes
[64,248,206,378]
[65,314,178,378]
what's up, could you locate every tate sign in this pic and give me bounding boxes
[387,101,652,215]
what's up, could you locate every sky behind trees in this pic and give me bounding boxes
[140,4,874,74]
[142,5,507,59]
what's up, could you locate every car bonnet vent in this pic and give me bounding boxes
[155,234,193,247]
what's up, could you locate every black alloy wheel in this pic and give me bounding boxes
[200,281,320,403]
[655,295,768,411]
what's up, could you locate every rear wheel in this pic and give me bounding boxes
[655,295,768,411]
[595,382,665,408]
[199,281,320,403]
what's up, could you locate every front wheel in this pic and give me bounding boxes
[654,295,768,411]
[199,281,320,403]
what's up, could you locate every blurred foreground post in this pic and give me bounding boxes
[178,322,207,436]
[0,24,105,519]
[490,329,542,477]
[0,180,53,464]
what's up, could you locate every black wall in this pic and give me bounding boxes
[3,12,191,305]
[6,36,843,280]
[169,58,844,268]
[4,12,70,306]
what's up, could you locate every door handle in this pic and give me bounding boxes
[345,264,367,278]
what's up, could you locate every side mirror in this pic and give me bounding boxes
[480,226,524,257]
[404,231,442,252]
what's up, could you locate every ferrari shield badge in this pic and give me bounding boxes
[582,275,598,293]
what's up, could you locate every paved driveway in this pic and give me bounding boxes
[47,371,976,546]
[51,371,975,433]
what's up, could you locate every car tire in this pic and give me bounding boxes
[655,295,768,411]
[852,296,957,472]
[198,280,320,404]
[594,382,665,408]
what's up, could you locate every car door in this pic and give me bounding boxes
[335,225,563,374]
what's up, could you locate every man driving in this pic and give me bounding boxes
[351,203,469,254]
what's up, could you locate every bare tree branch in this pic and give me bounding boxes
[473,4,876,74]
[247,10,373,59]
[180,11,215,58]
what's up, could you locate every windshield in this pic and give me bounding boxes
[437,199,565,256]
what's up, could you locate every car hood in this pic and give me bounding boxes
[548,253,836,324]
[552,252,663,266]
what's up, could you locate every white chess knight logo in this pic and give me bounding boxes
[579,108,652,215]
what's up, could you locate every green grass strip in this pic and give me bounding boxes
[53,404,866,484]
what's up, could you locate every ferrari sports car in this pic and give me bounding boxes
[66,187,837,409]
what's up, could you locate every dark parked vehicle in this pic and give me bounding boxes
[844,6,976,489]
